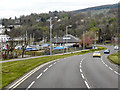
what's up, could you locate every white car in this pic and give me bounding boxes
[15,45,22,49]
[114,45,119,50]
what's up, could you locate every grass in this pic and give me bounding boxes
[1,46,106,89]
[108,52,120,65]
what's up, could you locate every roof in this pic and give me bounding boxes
[52,34,80,43]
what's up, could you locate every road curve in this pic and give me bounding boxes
[6,45,119,89]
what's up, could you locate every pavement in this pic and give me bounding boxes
[5,45,119,89]
[0,50,82,63]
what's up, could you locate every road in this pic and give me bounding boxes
[6,45,119,89]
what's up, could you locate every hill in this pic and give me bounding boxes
[73,3,118,12]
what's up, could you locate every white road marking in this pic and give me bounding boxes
[105,64,108,67]
[114,71,120,75]
[101,57,120,76]
[37,73,43,79]
[49,64,52,68]
[84,81,90,89]
[9,60,56,89]
[109,67,113,71]
[80,69,82,73]
[80,65,81,68]
[43,68,48,72]
[26,81,35,90]
[81,74,85,79]
[54,62,56,64]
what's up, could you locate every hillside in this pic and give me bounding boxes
[73,3,118,12]
[1,3,118,44]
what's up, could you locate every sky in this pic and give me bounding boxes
[0,0,119,19]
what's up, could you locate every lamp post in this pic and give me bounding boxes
[83,31,85,50]
[94,31,98,47]
[49,17,53,56]
[48,17,60,56]
[66,25,72,53]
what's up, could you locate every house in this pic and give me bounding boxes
[52,34,80,47]
[0,34,10,43]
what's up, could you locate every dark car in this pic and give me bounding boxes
[104,49,110,54]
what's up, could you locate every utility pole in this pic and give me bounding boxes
[50,17,53,56]
[66,26,68,53]
[66,25,72,53]
[33,33,35,45]
[94,32,96,46]
[83,31,85,50]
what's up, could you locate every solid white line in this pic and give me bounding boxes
[8,59,58,89]
[49,64,52,68]
[27,81,35,89]
[37,73,43,79]
[84,81,90,89]
[43,68,48,72]
[81,74,85,79]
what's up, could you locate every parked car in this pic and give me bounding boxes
[93,51,101,58]
[114,45,119,50]
[15,45,22,50]
[104,49,110,54]
[25,45,38,51]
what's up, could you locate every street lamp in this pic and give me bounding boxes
[83,31,85,50]
[83,31,87,50]
[49,17,53,56]
[94,31,98,46]
[48,17,61,56]
[66,25,72,53]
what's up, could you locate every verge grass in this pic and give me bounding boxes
[108,52,119,65]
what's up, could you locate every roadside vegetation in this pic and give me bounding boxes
[1,46,106,88]
[108,52,120,65]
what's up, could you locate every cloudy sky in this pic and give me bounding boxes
[0,0,119,19]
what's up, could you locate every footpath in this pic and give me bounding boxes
[0,50,83,63]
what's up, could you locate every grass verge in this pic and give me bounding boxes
[108,52,120,65]
[1,46,106,88]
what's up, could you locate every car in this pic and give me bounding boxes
[114,45,119,50]
[104,49,110,54]
[15,45,22,49]
[93,51,101,58]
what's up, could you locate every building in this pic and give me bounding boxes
[0,34,10,43]
[52,34,80,47]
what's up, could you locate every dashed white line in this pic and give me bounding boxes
[105,64,108,67]
[80,65,81,68]
[80,69,82,73]
[109,67,113,71]
[43,68,48,72]
[53,62,56,64]
[49,64,53,68]
[26,81,35,90]
[84,81,90,89]
[101,57,120,76]
[114,71,120,75]
[37,73,43,79]
[81,74,85,79]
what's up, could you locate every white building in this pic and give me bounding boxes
[0,34,10,42]
[0,24,5,34]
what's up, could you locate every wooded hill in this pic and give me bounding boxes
[2,3,119,43]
